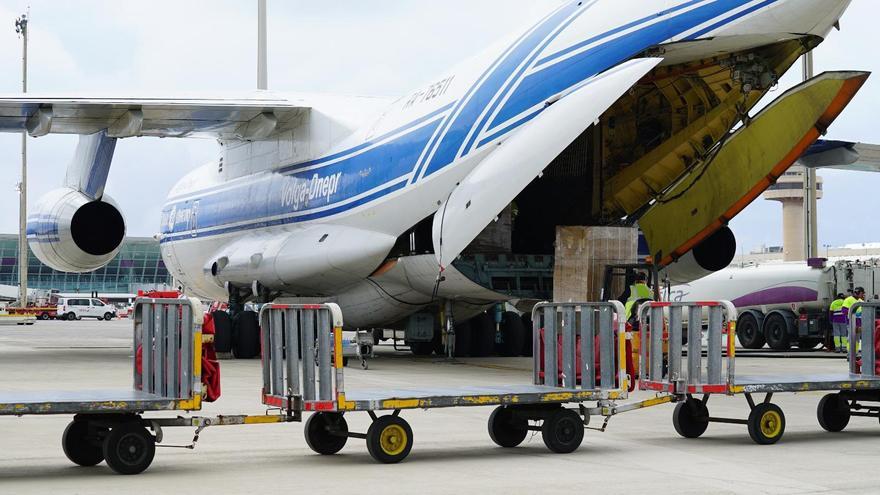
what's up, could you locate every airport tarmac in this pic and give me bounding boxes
[1,319,879,494]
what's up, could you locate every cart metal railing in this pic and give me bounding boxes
[638,301,738,396]
[531,301,628,393]
[259,303,345,413]
[850,302,880,376]
[133,297,203,408]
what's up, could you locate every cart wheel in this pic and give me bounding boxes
[818,394,851,433]
[673,399,709,439]
[304,412,348,455]
[748,403,786,445]
[102,423,156,475]
[488,406,528,448]
[541,408,584,454]
[62,420,106,467]
[366,415,413,464]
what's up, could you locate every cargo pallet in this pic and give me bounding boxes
[639,301,880,444]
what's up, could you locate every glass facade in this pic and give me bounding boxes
[0,235,171,293]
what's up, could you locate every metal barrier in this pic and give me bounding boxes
[133,297,203,406]
[259,303,345,413]
[531,301,627,393]
[638,301,738,396]
[850,302,879,376]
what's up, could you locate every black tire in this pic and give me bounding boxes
[104,312,114,321]
[737,313,766,349]
[212,311,233,353]
[372,329,382,346]
[541,408,584,454]
[818,394,851,433]
[366,415,414,464]
[499,312,526,357]
[39,312,49,321]
[764,313,792,351]
[102,423,156,475]
[453,322,472,357]
[673,399,709,439]
[488,406,528,448]
[748,403,786,445]
[232,310,261,359]
[469,313,496,358]
[304,412,348,455]
[62,420,106,467]
[410,341,434,356]
[521,313,534,357]
[67,312,77,321]
[432,327,446,356]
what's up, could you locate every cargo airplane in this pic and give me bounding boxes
[0,0,868,356]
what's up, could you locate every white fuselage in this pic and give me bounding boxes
[158,0,850,328]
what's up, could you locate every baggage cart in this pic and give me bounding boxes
[259,301,633,463]
[638,301,880,445]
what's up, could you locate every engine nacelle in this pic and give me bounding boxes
[662,226,736,285]
[27,188,126,273]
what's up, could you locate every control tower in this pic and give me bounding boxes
[764,165,822,262]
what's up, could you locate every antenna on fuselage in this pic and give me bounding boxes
[257,0,268,90]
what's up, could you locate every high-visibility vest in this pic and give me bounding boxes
[843,296,859,323]
[830,299,845,312]
[625,283,653,319]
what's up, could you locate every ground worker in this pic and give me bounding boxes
[625,272,653,321]
[830,293,847,353]
[843,288,866,353]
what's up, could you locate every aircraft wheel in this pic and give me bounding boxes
[499,312,526,357]
[469,313,496,357]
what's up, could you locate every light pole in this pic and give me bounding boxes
[802,51,819,260]
[15,11,28,307]
[257,0,267,90]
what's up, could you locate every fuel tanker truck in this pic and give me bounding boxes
[669,258,880,351]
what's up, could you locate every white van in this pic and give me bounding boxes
[57,298,117,321]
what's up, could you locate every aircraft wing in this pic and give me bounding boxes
[0,93,310,140]
[800,140,880,172]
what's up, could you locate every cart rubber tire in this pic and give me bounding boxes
[541,408,584,454]
[470,313,496,357]
[521,313,533,357]
[499,312,526,357]
[818,394,851,433]
[673,399,709,439]
[304,412,348,455]
[212,311,233,353]
[453,322,472,357]
[62,420,106,467]
[410,342,434,356]
[366,415,414,464]
[488,406,528,448]
[232,310,261,359]
[102,423,156,475]
[748,403,786,445]
[764,313,792,351]
[737,313,765,349]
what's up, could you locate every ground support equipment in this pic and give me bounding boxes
[259,301,636,463]
[639,301,880,445]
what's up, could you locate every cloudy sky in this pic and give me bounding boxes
[0,0,877,254]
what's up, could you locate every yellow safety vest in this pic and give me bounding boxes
[625,283,653,319]
[830,299,845,312]
[843,296,857,309]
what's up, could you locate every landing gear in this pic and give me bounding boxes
[304,412,349,455]
[499,312,526,357]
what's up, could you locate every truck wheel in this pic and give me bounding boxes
[104,312,114,321]
[818,394,851,432]
[469,313,496,358]
[499,312,526,357]
[763,313,791,351]
[67,312,77,321]
[737,313,765,349]
[39,312,49,321]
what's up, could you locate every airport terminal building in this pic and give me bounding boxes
[0,234,172,294]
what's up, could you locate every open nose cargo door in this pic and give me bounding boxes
[639,71,869,267]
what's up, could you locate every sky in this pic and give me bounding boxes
[0,0,877,254]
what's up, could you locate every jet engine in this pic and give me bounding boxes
[661,226,737,286]
[27,188,126,273]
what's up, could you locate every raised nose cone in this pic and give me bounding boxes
[769,0,852,38]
